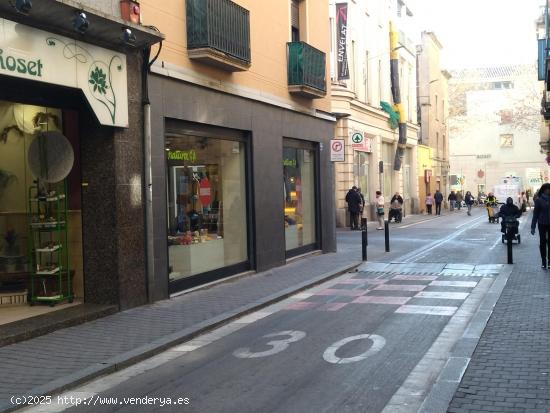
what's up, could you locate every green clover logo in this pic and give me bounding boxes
[89,67,109,95]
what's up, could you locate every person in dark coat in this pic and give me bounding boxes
[434,190,444,215]
[531,183,550,269]
[345,186,362,230]
[465,191,475,216]
[499,197,521,234]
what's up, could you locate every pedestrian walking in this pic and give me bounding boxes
[526,189,531,209]
[456,191,463,210]
[434,190,443,215]
[448,191,457,211]
[531,183,550,269]
[465,191,475,216]
[425,193,434,215]
[519,191,527,213]
[375,190,385,230]
[345,186,362,230]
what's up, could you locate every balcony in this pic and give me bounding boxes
[287,42,327,99]
[186,0,251,72]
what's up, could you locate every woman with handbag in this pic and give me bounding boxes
[376,190,385,230]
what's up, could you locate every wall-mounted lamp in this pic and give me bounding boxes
[73,12,89,34]
[13,0,32,15]
[122,28,136,45]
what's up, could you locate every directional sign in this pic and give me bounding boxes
[330,139,345,162]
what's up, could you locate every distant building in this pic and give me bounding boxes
[448,64,545,195]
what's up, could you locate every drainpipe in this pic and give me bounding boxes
[142,31,162,303]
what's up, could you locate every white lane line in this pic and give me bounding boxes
[415,291,470,300]
[489,234,502,250]
[430,281,478,288]
[395,305,458,316]
[397,217,441,229]
[455,215,485,229]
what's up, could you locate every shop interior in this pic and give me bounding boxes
[166,134,248,282]
[0,101,83,326]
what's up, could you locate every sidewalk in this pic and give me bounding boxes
[0,248,362,413]
[448,213,550,413]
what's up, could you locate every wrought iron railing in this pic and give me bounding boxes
[287,41,327,93]
[186,0,251,63]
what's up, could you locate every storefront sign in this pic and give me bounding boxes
[167,150,197,162]
[335,3,349,80]
[0,18,128,127]
[350,131,372,153]
[283,158,297,167]
[330,139,345,162]
[199,178,211,206]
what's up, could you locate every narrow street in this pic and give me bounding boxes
[17,206,528,413]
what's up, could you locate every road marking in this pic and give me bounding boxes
[455,215,484,229]
[415,291,470,300]
[284,301,319,310]
[392,275,439,281]
[233,330,306,359]
[489,235,502,250]
[315,288,367,297]
[395,305,458,316]
[397,217,441,229]
[323,334,386,364]
[234,311,273,324]
[318,302,349,311]
[430,281,478,288]
[374,284,426,292]
[352,296,411,305]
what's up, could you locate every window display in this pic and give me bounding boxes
[283,145,316,252]
[166,135,248,282]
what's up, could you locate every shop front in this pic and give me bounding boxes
[0,11,162,329]
[148,73,336,297]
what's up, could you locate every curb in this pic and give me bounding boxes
[0,261,361,413]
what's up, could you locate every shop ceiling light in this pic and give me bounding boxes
[122,28,136,45]
[73,12,89,34]
[14,0,32,15]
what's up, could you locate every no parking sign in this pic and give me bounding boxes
[330,139,345,162]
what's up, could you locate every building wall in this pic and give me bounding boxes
[140,0,331,115]
[449,64,544,195]
[418,32,450,199]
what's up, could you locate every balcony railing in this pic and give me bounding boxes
[186,0,251,71]
[287,41,327,99]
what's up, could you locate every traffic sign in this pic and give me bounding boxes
[330,139,345,162]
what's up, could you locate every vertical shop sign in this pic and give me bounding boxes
[336,3,349,80]
[199,178,211,206]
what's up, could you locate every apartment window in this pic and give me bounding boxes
[500,134,514,147]
[365,51,370,103]
[351,40,357,94]
[383,143,393,197]
[291,0,300,41]
[435,95,439,121]
[436,132,440,156]
[442,99,445,121]
[491,81,514,90]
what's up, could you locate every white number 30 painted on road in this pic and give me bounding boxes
[233,330,306,359]
[233,331,385,364]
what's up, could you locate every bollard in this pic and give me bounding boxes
[384,219,390,252]
[361,217,367,231]
[362,228,368,261]
[507,235,513,264]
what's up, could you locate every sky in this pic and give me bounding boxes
[409,0,542,70]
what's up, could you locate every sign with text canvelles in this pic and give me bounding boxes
[335,3,349,80]
[0,18,128,127]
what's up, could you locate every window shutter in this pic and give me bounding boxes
[291,1,300,29]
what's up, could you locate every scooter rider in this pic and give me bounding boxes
[499,197,521,234]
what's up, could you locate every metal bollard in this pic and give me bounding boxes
[507,236,513,264]
[384,219,390,252]
[362,228,368,261]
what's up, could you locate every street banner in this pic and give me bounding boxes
[336,3,349,80]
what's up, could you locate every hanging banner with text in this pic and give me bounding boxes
[335,3,349,80]
[0,18,128,127]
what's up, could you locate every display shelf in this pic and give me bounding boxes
[28,181,72,306]
[35,245,62,253]
[30,194,66,202]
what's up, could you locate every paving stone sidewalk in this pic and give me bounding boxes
[0,249,363,412]
[448,219,550,413]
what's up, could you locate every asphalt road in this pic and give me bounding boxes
[18,206,530,413]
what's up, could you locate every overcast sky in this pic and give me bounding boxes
[409,0,542,70]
